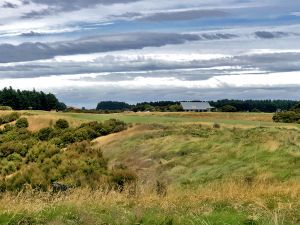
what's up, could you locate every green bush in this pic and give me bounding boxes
[102,119,127,134]
[37,127,54,141]
[3,124,14,132]
[2,162,17,176]
[0,142,27,158]
[273,111,300,123]
[54,119,69,129]
[7,153,22,162]
[26,142,59,163]
[219,105,237,112]
[16,118,29,128]
[213,123,221,129]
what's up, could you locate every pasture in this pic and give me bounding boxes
[16,111,300,131]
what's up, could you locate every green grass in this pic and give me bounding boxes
[25,111,300,129]
[100,124,300,186]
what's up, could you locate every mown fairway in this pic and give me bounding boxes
[0,111,300,225]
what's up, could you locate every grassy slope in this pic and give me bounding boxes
[1,111,300,224]
[96,124,300,185]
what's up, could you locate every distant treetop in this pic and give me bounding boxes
[96,101,131,111]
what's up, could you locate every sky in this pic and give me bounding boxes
[0,0,300,108]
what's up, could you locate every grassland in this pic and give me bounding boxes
[10,110,300,131]
[0,111,300,224]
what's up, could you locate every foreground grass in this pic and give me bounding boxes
[1,181,300,225]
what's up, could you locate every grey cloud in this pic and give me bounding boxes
[2,51,300,80]
[0,32,201,63]
[1,1,18,8]
[22,9,52,18]
[20,31,43,37]
[139,9,228,22]
[30,0,140,11]
[255,31,290,39]
[200,33,237,40]
[22,0,141,18]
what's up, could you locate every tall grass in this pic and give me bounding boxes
[0,181,299,224]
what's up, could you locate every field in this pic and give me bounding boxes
[0,111,300,225]
[6,111,300,131]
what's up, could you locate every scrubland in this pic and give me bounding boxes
[0,111,299,224]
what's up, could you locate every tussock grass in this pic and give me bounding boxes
[98,124,300,186]
[0,181,299,224]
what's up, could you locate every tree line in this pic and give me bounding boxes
[209,99,298,113]
[95,100,299,113]
[0,87,66,111]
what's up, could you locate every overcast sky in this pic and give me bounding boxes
[0,0,300,107]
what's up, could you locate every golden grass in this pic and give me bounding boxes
[158,112,274,122]
[24,114,82,131]
[1,181,299,216]
[0,111,12,116]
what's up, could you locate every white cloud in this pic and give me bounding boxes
[1,71,300,91]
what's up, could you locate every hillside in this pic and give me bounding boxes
[0,111,300,224]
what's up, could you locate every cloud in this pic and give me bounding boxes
[21,0,141,18]
[254,31,290,39]
[27,0,141,12]
[1,71,300,107]
[0,32,201,63]
[2,48,300,89]
[20,31,43,36]
[2,1,19,8]
[139,9,228,22]
[21,8,52,18]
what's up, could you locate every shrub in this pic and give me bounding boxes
[26,142,59,163]
[219,105,237,112]
[37,127,54,141]
[102,119,127,134]
[0,142,27,158]
[3,124,14,132]
[7,153,22,162]
[16,118,29,128]
[273,111,300,123]
[2,162,17,175]
[213,123,221,129]
[54,119,69,129]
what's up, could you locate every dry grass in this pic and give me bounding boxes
[1,181,299,224]
[159,112,274,122]
[0,111,12,116]
[24,114,82,131]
